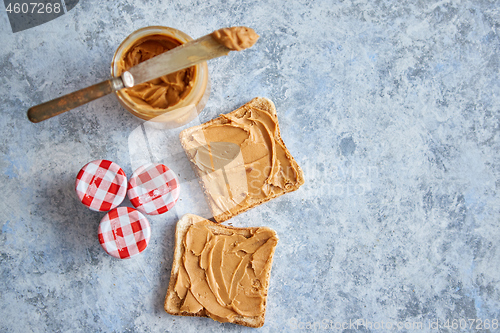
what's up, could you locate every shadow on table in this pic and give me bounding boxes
[154,216,177,316]
[28,170,107,272]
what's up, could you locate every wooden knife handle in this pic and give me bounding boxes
[27,78,122,123]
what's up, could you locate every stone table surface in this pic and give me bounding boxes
[1,0,499,332]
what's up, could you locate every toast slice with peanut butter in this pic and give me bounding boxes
[179,97,304,222]
[164,214,279,327]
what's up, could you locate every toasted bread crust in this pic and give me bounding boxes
[164,214,278,327]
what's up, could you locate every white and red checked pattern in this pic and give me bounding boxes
[75,160,127,212]
[98,207,151,259]
[127,163,180,215]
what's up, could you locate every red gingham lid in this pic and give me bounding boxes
[98,207,151,259]
[75,160,128,212]
[127,163,180,215]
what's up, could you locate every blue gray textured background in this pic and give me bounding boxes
[1,0,499,332]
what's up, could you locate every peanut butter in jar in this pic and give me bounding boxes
[111,26,209,126]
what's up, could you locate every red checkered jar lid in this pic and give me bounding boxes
[98,207,151,259]
[127,163,180,215]
[75,160,128,212]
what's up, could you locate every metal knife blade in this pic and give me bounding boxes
[123,34,229,88]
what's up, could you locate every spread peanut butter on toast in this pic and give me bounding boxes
[179,97,305,222]
[164,214,279,327]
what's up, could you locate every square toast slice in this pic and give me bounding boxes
[164,214,279,327]
[179,97,304,222]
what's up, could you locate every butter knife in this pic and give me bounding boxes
[27,28,251,123]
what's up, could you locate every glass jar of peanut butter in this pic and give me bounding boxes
[111,26,210,127]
